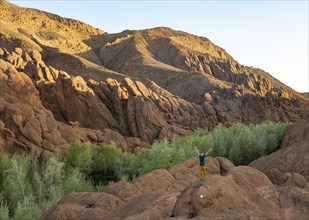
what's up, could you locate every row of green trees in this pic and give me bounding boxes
[0,121,290,219]
[65,121,289,180]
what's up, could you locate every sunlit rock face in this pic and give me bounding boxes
[0,0,308,156]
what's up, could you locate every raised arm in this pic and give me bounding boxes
[194,146,199,156]
[205,148,212,156]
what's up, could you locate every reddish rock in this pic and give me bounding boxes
[283,173,307,188]
[133,169,175,193]
[103,180,142,202]
[172,166,280,219]
[103,129,127,152]
[42,155,309,220]
[41,192,124,220]
[276,185,309,220]
[216,156,235,175]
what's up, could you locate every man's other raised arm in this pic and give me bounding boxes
[205,148,212,156]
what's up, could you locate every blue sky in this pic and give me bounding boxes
[8,0,309,92]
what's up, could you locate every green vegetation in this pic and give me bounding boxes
[0,121,290,219]
[0,151,94,220]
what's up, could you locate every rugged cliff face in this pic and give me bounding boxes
[0,0,308,155]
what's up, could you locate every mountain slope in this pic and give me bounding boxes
[0,0,105,63]
[0,0,308,155]
[98,27,308,104]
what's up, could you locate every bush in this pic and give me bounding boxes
[13,197,41,220]
[66,142,136,184]
[136,121,290,167]
[91,143,125,183]
[66,142,92,173]
[2,157,31,216]
[64,168,94,194]
[0,154,10,187]
[0,201,9,220]
[0,151,95,219]
[135,139,185,175]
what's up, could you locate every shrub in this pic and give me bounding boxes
[91,142,125,183]
[64,168,94,194]
[13,197,41,220]
[0,154,10,187]
[2,158,31,216]
[66,141,92,173]
[133,139,185,175]
[0,151,95,219]
[0,201,9,220]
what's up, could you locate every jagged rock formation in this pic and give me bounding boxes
[98,28,307,104]
[0,47,121,155]
[0,0,308,155]
[0,47,217,154]
[42,123,309,220]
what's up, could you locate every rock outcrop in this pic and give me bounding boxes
[1,0,308,156]
[0,49,120,155]
[0,47,218,154]
[41,155,309,220]
[98,27,308,107]
[1,46,307,155]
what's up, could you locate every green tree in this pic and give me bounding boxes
[92,143,124,183]
[67,142,92,173]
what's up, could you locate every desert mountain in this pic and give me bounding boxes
[98,27,308,103]
[0,0,308,156]
[42,121,309,220]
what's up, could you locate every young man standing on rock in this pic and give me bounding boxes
[194,147,212,181]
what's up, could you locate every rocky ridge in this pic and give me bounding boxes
[0,46,219,155]
[1,46,306,156]
[98,27,307,104]
[0,0,308,155]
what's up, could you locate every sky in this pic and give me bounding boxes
[8,0,309,92]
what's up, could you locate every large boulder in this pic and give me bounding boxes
[40,192,124,220]
[43,157,309,220]
[276,185,309,220]
[108,191,180,220]
[133,169,175,193]
[172,166,280,219]
[216,156,235,175]
[103,180,142,202]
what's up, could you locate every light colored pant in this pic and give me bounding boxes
[199,166,206,179]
